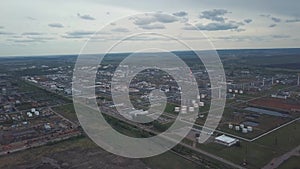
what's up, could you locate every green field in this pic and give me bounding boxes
[277,156,300,169]
[195,121,300,169]
[52,103,78,122]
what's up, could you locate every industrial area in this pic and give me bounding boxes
[0,49,300,169]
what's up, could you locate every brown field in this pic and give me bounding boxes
[249,97,300,113]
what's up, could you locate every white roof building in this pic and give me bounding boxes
[215,135,239,147]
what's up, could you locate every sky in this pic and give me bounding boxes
[0,0,300,56]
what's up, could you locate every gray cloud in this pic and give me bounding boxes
[0,26,4,29]
[111,27,129,32]
[154,13,179,23]
[182,23,198,30]
[260,14,281,23]
[214,34,290,42]
[235,28,246,32]
[199,9,229,22]
[195,21,243,31]
[26,16,37,21]
[7,35,54,43]
[7,39,38,43]
[139,24,165,30]
[62,30,109,39]
[0,31,14,35]
[286,18,300,23]
[271,17,281,23]
[132,13,178,26]
[272,35,290,39]
[48,23,64,28]
[244,19,253,23]
[77,13,95,20]
[172,11,188,17]
[260,14,271,17]
[62,30,95,39]
[269,24,277,28]
[22,32,44,36]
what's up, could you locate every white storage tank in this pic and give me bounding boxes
[240,124,245,128]
[235,126,240,131]
[229,124,233,129]
[34,111,40,116]
[228,89,233,93]
[31,108,36,113]
[181,106,187,114]
[242,128,248,133]
[175,107,180,112]
[199,102,205,107]
[201,94,206,99]
[247,126,253,132]
[27,112,33,117]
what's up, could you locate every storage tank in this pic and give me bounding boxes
[189,107,195,112]
[240,124,245,128]
[242,128,248,133]
[181,106,187,114]
[199,102,205,107]
[34,111,40,116]
[235,126,240,131]
[247,126,253,132]
[229,124,233,129]
[201,94,206,99]
[175,107,180,112]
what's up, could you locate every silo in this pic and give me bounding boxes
[247,126,253,132]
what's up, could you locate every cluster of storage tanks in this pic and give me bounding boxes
[175,100,204,114]
[26,108,40,118]
[228,89,244,94]
[229,123,253,134]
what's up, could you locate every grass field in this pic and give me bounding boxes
[52,103,78,122]
[0,134,206,169]
[142,151,201,169]
[277,156,300,169]
[195,121,300,169]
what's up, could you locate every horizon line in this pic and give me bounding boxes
[1,47,300,58]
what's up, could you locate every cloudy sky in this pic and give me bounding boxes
[0,0,300,56]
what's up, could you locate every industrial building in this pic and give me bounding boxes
[214,135,239,147]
